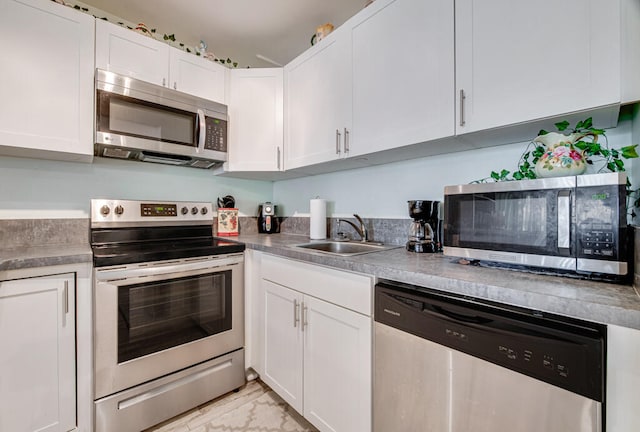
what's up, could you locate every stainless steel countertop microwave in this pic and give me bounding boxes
[94,69,228,169]
[443,172,630,280]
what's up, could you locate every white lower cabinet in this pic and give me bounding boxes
[607,324,640,431]
[260,254,373,432]
[0,273,76,432]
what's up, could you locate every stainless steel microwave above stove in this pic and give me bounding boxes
[95,69,228,169]
[443,172,629,279]
[90,199,245,432]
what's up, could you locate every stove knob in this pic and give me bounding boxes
[201,207,208,215]
[100,205,110,216]
[181,206,189,215]
[191,206,198,215]
[114,205,124,216]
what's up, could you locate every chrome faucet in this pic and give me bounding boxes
[337,214,369,242]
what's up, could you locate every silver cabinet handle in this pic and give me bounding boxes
[459,89,466,127]
[344,128,350,154]
[557,191,571,250]
[336,129,342,155]
[162,78,166,87]
[293,299,300,328]
[302,302,308,330]
[173,82,177,90]
[62,280,69,327]
[277,147,281,170]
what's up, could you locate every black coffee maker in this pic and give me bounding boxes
[406,200,441,253]
[258,202,280,234]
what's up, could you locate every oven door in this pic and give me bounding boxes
[444,177,576,271]
[94,254,243,399]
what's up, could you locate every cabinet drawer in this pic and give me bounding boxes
[261,254,373,316]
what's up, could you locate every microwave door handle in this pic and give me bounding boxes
[196,109,206,153]
[557,190,571,251]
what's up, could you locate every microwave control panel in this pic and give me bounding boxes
[575,184,625,260]
[204,117,227,152]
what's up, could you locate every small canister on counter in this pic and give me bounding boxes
[217,195,238,236]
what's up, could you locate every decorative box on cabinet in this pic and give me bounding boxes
[0,0,94,162]
[260,254,373,432]
[96,19,227,103]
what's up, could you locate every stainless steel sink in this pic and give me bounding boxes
[292,241,399,256]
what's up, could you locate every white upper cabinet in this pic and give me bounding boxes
[227,68,284,172]
[169,49,227,103]
[284,25,351,170]
[284,0,455,170]
[0,0,94,161]
[349,0,455,157]
[455,0,622,134]
[95,19,170,87]
[96,19,227,103]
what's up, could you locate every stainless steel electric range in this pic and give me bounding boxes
[90,199,245,432]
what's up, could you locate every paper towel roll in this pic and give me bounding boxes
[310,199,327,240]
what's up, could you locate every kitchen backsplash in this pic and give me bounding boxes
[0,218,89,249]
[235,216,407,246]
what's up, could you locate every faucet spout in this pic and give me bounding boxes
[337,214,369,242]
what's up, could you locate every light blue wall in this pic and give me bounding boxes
[0,156,273,218]
[1,118,636,220]
[273,119,636,218]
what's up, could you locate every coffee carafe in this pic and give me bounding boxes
[406,200,441,253]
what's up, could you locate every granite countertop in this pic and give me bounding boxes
[2,230,638,330]
[0,244,93,272]
[237,233,640,330]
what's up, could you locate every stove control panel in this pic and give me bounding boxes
[141,203,177,217]
[91,199,214,226]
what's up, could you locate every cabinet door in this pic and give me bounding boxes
[0,0,94,159]
[303,296,371,432]
[169,50,227,103]
[96,19,170,86]
[227,68,283,171]
[285,26,351,169]
[350,0,455,157]
[455,0,620,134]
[0,273,76,432]
[262,280,304,413]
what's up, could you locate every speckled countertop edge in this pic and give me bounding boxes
[236,233,640,330]
[0,244,93,272]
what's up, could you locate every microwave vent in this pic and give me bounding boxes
[190,160,218,169]
[103,147,131,159]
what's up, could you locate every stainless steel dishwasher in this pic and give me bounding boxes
[374,280,605,432]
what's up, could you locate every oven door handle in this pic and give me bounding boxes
[95,255,243,282]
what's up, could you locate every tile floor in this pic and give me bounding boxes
[144,379,319,432]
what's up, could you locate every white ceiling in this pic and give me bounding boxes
[78,0,369,68]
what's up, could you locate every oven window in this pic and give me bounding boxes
[117,271,232,363]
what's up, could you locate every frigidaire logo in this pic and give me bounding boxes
[383,308,400,317]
